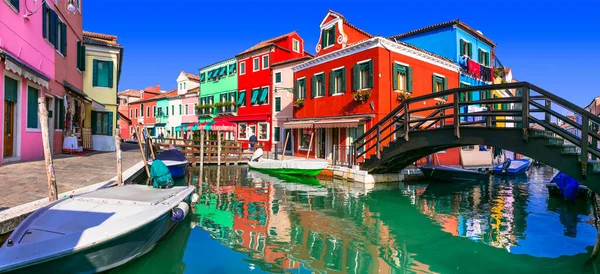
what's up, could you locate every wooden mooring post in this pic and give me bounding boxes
[135,127,151,180]
[306,130,314,159]
[115,128,123,185]
[199,130,205,184]
[281,132,290,160]
[38,97,58,202]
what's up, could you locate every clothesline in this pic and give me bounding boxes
[458,55,494,82]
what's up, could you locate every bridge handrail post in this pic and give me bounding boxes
[376,124,382,159]
[453,92,460,138]
[404,105,410,141]
[352,143,358,166]
[545,99,552,125]
[521,86,530,141]
[582,115,589,176]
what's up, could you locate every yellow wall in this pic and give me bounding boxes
[83,45,120,133]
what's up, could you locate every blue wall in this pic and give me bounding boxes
[455,28,492,64]
[397,26,457,62]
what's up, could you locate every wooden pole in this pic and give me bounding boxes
[135,126,151,178]
[281,131,290,160]
[199,130,205,184]
[144,127,156,160]
[38,97,58,202]
[306,129,314,159]
[115,128,123,185]
[217,130,221,166]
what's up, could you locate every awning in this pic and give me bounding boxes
[64,81,91,102]
[251,89,259,104]
[237,92,246,106]
[91,100,105,111]
[1,50,50,89]
[258,87,268,104]
[314,118,360,129]
[284,120,315,129]
[155,123,166,127]
[144,124,155,128]
[214,114,268,122]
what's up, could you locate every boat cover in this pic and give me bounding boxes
[248,159,328,170]
[150,159,174,188]
[157,149,187,161]
[550,172,580,202]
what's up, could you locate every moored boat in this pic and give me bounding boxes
[149,149,189,178]
[546,171,589,201]
[0,185,195,273]
[248,159,328,177]
[493,159,531,176]
[419,165,491,182]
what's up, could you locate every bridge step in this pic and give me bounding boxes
[531,130,555,138]
[547,137,565,147]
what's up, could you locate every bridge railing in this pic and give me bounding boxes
[352,82,600,176]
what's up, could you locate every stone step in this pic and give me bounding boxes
[547,137,565,147]
[530,130,554,138]
[561,146,579,155]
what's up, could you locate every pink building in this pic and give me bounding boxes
[181,87,199,124]
[1,0,59,163]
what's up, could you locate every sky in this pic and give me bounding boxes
[83,0,600,108]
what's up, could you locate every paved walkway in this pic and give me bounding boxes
[0,144,142,209]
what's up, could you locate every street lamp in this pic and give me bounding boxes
[25,0,76,17]
[66,0,76,13]
[273,87,294,94]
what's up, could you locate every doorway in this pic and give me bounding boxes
[3,100,15,157]
[45,95,55,151]
[332,128,339,161]
[317,128,326,159]
[284,129,292,154]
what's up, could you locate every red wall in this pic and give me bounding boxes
[129,99,157,127]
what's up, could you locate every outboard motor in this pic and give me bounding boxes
[171,202,189,222]
[502,158,512,173]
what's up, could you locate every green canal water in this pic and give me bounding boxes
[107,165,600,274]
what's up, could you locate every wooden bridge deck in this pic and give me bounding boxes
[149,138,253,165]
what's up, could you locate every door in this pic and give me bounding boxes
[284,129,292,153]
[332,128,339,161]
[318,129,326,159]
[3,100,14,157]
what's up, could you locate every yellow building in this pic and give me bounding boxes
[82,31,123,151]
[492,68,515,128]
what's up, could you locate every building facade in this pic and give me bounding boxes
[288,11,462,164]
[127,85,160,138]
[198,58,238,124]
[82,31,123,151]
[174,72,199,137]
[217,32,307,150]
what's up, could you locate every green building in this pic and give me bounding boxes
[198,58,238,123]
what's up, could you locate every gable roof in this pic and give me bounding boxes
[185,87,200,95]
[182,71,200,82]
[389,19,496,47]
[236,31,297,56]
[119,89,141,98]
[133,89,178,104]
[271,55,314,68]
[83,31,121,48]
[325,10,373,38]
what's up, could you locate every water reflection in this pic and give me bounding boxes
[110,165,600,273]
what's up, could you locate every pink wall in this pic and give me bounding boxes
[181,95,198,123]
[19,80,44,160]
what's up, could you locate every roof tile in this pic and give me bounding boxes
[237,31,297,56]
[389,19,496,47]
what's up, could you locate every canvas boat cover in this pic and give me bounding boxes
[156,149,187,162]
[248,159,328,170]
[150,159,174,188]
[550,172,580,202]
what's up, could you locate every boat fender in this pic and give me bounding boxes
[502,158,511,172]
[191,193,200,203]
[171,202,189,222]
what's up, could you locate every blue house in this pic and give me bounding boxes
[390,19,497,119]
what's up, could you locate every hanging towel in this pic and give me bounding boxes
[467,59,480,79]
[458,56,469,70]
[480,66,489,82]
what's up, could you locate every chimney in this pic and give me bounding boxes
[156,84,161,92]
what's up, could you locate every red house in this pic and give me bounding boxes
[127,84,161,137]
[217,32,308,150]
[287,10,461,164]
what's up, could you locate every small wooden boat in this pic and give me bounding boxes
[546,172,589,200]
[419,165,491,182]
[0,185,195,273]
[248,159,328,177]
[493,159,531,176]
[149,150,189,178]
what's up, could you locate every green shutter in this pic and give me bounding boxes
[107,61,114,88]
[320,75,326,96]
[10,0,19,11]
[301,79,306,99]
[251,89,259,104]
[311,75,316,98]
[60,22,67,56]
[467,43,472,58]
[107,112,113,136]
[27,87,39,129]
[485,52,490,66]
[432,75,437,93]
[459,40,465,55]
[59,99,65,129]
[4,76,18,103]
[392,63,399,90]
[51,12,58,48]
[329,71,334,95]
[352,64,359,91]
[368,60,374,88]
[80,44,86,71]
[275,72,281,83]
[294,80,298,99]
[92,59,99,86]
[42,4,47,38]
[407,67,413,93]
[321,29,326,49]
[341,68,347,93]
[91,111,97,134]
[274,127,280,142]
[275,97,281,112]
[443,78,448,91]
[331,26,337,46]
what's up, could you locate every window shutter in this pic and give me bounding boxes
[392,63,399,90]
[76,41,81,69]
[320,75,326,96]
[485,52,490,66]
[368,60,374,88]
[42,5,47,38]
[311,76,316,98]
[352,64,359,91]
[302,80,306,99]
[443,78,448,100]
[459,40,464,55]
[331,26,337,45]
[321,29,326,48]
[467,43,472,59]
[294,80,298,99]
[91,111,97,134]
[108,61,114,88]
[59,100,65,129]
[52,12,58,48]
[341,68,347,93]
[27,88,39,128]
[407,67,413,93]
[432,75,437,93]
[80,44,86,71]
[92,59,98,86]
[60,23,67,56]
[107,112,113,136]
[329,71,334,95]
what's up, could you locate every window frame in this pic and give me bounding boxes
[239,90,247,107]
[314,73,325,97]
[274,97,282,112]
[239,61,246,75]
[393,62,411,93]
[331,66,345,95]
[93,59,112,88]
[292,38,300,53]
[273,126,281,142]
[262,55,269,70]
[146,106,150,118]
[92,111,112,136]
[26,85,41,130]
[275,72,282,83]
[257,122,269,141]
[295,77,306,100]
[252,57,260,72]
[238,123,248,140]
[323,26,336,49]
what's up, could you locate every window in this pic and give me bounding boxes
[251,89,260,106]
[275,97,281,112]
[352,60,373,90]
[183,82,186,90]
[298,128,312,150]
[228,64,237,75]
[275,72,282,83]
[432,75,448,100]
[135,108,138,118]
[171,105,174,116]
[295,78,306,100]
[312,74,325,97]
[93,60,114,88]
[478,49,490,66]
[146,106,150,117]
[200,72,206,83]
[329,67,346,95]
[348,125,365,153]
[179,104,182,115]
[292,38,300,53]
[76,41,86,71]
[258,87,269,105]
[258,122,269,140]
[274,127,281,142]
[27,86,40,129]
[459,82,473,102]
[459,39,473,58]
[253,57,260,72]
[54,97,65,130]
[7,0,19,12]
[42,4,65,52]
[321,26,336,48]
[56,19,67,56]
[140,103,144,116]
[229,92,237,112]
[262,55,269,69]
[393,63,412,93]
[91,111,113,136]
[185,104,189,115]
[240,61,246,75]
[153,106,156,117]
[129,109,132,118]
[238,123,248,139]
[237,90,246,107]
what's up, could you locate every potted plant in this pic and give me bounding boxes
[396,92,411,102]
[352,89,371,103]
[293,99,304,107]
[213,102,224,108]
